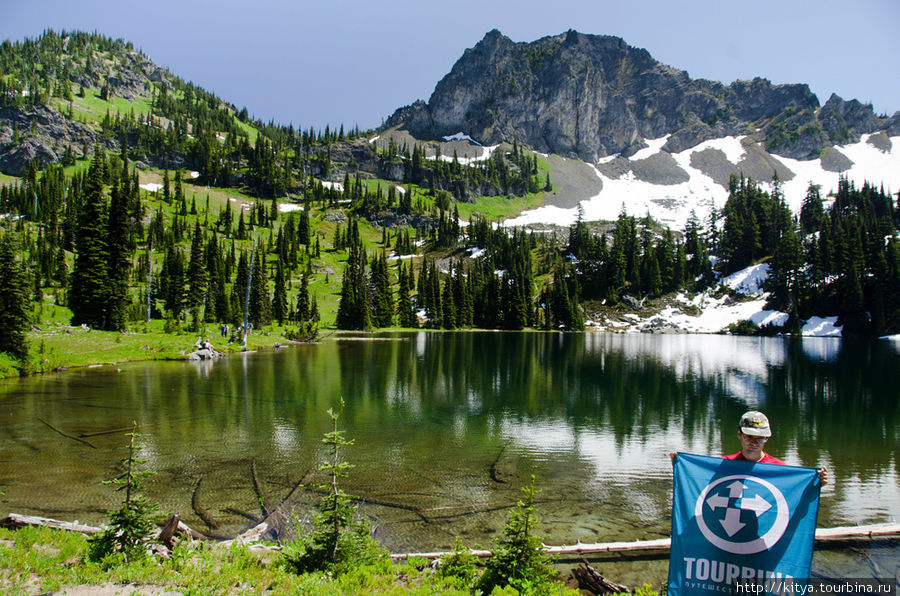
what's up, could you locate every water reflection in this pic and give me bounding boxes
[0,332,897,574]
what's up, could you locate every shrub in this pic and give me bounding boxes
[437,536,480,586]
[727,319,759,336]
[478,475,558,594]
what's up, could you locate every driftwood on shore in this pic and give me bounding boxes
[388,522,900,561]
[0,513,102,535]
[5,509,897,563]
[571,559,632,594]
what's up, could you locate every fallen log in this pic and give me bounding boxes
[250,459,272,517]
[389,523,900,561]
[0,513,209,544]
[0,513,101,535]
[224,507,262,523]
[157,513,181,550]
[571,559,631,594]
[222,467,318,546]
[489,443,517,484]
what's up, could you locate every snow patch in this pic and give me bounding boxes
[722,263,770,296]
[502,134,900,232]
[321,181,344,192]
[278,203,304,213]
[630,136,670,160]
[443,132,481,144]
[139,183,162,192]
[801,316,842,337]
[189,171,200,179]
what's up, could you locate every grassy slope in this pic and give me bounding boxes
[1,81,561,379]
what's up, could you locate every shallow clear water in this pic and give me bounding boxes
[0,332,897,585]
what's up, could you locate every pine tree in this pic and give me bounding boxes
[249,246,271,327]
[370,253,393,328]
[186,222,207,312]
[396,261,416,328]
[295,273,311,322]
[105,179,132,331]
[273,257,288,325]
[335,221,370,330]
[70,148,110,328]
[0,232,30,362]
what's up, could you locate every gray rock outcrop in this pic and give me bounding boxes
[386,30,895,163]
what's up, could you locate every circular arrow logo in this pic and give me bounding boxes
[693,474,789,555]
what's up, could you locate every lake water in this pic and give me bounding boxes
[0,332,897,585]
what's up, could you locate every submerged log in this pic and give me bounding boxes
[191,478,220,530]
[38,418,97,449]
[223,467,318,546]
[250,459,272,517]
[489,443,518,483]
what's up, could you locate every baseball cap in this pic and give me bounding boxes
[739,411,771,437]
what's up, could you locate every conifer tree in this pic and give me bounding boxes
[70,148,110,328]
[106,178,132,331]
[295,273,310,322]
[370,252,393,328]
[441,277,457,329]
[162,242,186,319]
[335,221,370,330]
[186,222,207,311]
[0,232,30,362]
[396,261,416,328]
[249,246,271,327]
[273,257,288,325]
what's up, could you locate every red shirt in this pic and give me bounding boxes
[724,451,786,465]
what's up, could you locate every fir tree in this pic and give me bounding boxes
[0,232,30,362]
[273,257,288,325]
[186,222,208,311]
[70,148,110,328]
[105,179,132,331]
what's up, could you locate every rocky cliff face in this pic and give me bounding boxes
[386,30,898,162]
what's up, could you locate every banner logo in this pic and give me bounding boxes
[694,474,789,554]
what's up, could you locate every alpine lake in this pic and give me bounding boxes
[1,332,897,586]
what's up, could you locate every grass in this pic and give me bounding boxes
[0,526,591,595]
[50,87,154,127]
[1,303,303,380]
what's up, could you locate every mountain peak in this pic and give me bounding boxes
[386,30,895,163]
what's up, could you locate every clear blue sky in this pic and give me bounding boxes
[3,0,898,131]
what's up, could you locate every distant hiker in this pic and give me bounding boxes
[221,323,228,337]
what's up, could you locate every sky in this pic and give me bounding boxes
[2,0,898,132]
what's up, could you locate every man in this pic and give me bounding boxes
[673,410,828,483]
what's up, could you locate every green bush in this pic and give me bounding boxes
[437,536,480,586]
[727,319,759,336]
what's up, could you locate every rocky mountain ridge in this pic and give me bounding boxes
[386,29,900,163]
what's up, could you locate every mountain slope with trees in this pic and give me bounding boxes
[0,29,899,377]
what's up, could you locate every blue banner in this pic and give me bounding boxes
[668,452,821,595]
